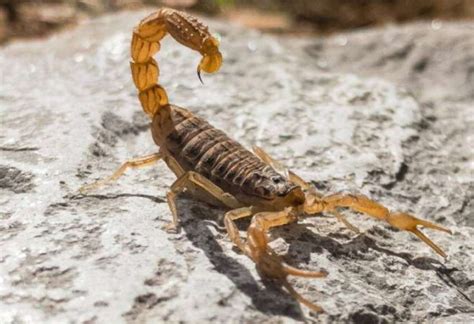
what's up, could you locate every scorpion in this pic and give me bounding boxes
[81,8,452,312]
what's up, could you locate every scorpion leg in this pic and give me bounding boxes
[80,153,162,193]
[163,154,185,178]
[224,207,254,250]
[166,171,241,232]
[329,209,360,234]
[305,193,452,258]
[225,207,327,312]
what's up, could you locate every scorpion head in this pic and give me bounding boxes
[252,172,305,206]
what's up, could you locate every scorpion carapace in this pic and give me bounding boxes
[81,8,452,313]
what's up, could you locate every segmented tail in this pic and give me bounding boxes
[130,8,222,118]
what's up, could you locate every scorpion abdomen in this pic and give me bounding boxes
[153,105,297,203]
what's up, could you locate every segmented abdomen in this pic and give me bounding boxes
[162,106,279,197]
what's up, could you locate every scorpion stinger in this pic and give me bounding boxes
[197,69,204,85]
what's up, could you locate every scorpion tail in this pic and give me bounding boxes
[131,8,222,118]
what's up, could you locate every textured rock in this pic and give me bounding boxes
[0,10,472,323]
[301,21,474,228]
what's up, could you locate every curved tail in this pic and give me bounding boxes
[130,8,222,117]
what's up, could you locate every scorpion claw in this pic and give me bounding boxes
[387,212,452,258]
[282,280,325,313]
[281,266,326,313]
[283,264,328,278]
[255,249,326,312]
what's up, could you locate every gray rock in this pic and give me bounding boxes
[0,165,35,193]
[0,10,472,323]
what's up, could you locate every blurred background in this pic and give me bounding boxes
[1,0,473,43]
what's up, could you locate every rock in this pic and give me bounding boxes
[0,10,472,323]
[301,21,474,227]
[305,21,474,103]
[0,165,35,193]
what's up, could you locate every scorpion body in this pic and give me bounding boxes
[81,8,452,313]
[152,105,303,209]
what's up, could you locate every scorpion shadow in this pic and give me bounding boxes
[176,198,307,320]
[273,221,472,305]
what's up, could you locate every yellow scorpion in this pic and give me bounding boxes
[81,8,452,312]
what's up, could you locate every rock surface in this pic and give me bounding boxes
[0,10,473,323]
